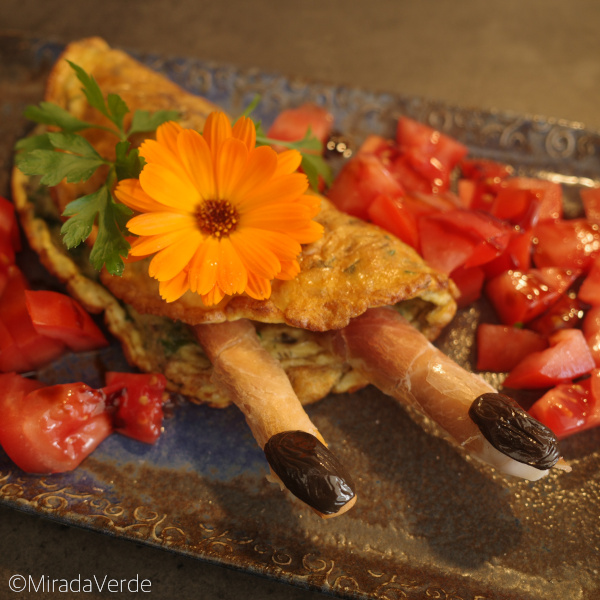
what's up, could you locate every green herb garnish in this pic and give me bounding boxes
[14,61,178,276]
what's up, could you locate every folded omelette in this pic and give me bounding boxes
[11,37,457,407]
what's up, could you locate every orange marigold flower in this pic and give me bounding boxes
[114,112,323,304]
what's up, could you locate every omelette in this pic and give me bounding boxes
[11,37,457,408]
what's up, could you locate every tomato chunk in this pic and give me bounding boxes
[529,373,600,439]
[367,194,419,249]
[24,290,108,352]
[580,187,600,224]
[105,372,167,444]
[0,266,66,372]
[0,196,21,253]
[476,324,548,372]
[582,306,600,367]
[0,373,112,473]
[395,117,468,192]
[267,103,333,146]
[503,329,595,389]
[485,267,579,326]
[327,153,404,220]
[532,219,600,274]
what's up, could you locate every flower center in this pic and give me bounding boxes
[196,199,239,238]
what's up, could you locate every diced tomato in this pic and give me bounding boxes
[418,209,510,274]
[327,153,404,220]
[490,186,542,230]
[267,103,334,146]
[0,266,66,372]
[526,291,585,335]
[582,306,600,367]
[485,267,579,326]
[503,328,595,389]
[482,229,533,279]
[529,373,600,439]
[580,187,600,224]
[459,158,514,182]
[497,177,563,222]
[450,265,485,308]
[24,290,108,352]
[0,196,21,253]
[0,373,112,473]
[577,257,600,306]
[0,320,37,373]
[532,219,600,273]
[476,324,548,372]
[367,194,419,249]
[395,117,468,192]
[418,216,478,273]
[104,372,167,444]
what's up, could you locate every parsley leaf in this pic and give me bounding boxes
[14,133,54,152]
[14,148,105,186]
[23,102,94,132]
[114,141,145,180]
[128,109,180,136]
[61,185,132,275]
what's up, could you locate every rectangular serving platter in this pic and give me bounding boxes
[1,34,600,600]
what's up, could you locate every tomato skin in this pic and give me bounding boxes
[327,154,404,220]
[578,257,600,306]
[267,103,333,146]
[395,117,468,191]
[24,290,108,352]
[476,324,548,372]
[0,266,66,372]
[532,219,600,274]
[498,177,563,222]
[503,329,595,389]
[0,374,112,473]
[0,196,21,253]
[105,372,167,444]
[482,229,533,280]
[485,267,579,326]
[450,265,485,308]
[582,306,600,367]
[528,373,600,439]
[367,194,419,249]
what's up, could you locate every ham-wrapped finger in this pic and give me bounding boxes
[193,320,356,517]
[326,307,567,481]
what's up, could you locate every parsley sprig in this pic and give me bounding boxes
[14,61,178,276]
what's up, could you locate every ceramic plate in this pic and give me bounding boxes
[1,34,599,600]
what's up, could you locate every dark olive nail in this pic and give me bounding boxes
[264,431,355,515]
[469,393,561,470]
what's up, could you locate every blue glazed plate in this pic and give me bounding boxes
[1,34,600,600]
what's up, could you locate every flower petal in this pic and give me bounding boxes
[245,271,272,300]
[203,111,232,160]
[156,121,183,154]
[240,228,302,262]
[115,179,164,213]
[129,229,198,256]
[276,259,301,281]
[139,163,200,211]
[201,285,226,306]
[188,237,219,295]
[159,270,189,303]
[176,128,217,200]
[127,212,197,236]
[139,138,190,185]
[274,149,302,176]
[215,138,248,200]
[148,230,203,281]
[235,172,309,212]
[232,116,256,152]
[240,202,317,230]
[216,238,247,295]
[228,146,278,206]
[229,230,281,280]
